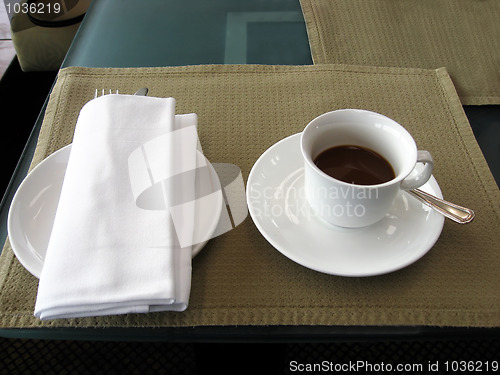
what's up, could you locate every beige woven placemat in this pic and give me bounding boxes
[0,64,499,329]
[300,0,500,105]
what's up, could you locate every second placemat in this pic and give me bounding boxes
[300,0,500,105]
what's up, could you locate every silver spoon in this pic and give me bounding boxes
[408,189,475,224]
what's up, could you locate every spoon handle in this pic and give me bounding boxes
[134,87,149,96]
[408,189,475,224]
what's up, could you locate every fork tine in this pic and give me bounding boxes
[94,89,119,98]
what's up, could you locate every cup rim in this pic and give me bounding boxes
[301,109,417,188]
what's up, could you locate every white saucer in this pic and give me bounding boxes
[8,145,223,278]
[246,133,445,277]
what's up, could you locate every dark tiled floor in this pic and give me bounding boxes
[0,337,499,374]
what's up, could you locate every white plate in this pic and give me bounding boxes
[246,133,445,277]
[8,145,223,278]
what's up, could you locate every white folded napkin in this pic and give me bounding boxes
[34,94,199,320]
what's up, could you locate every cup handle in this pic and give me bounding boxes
[400,150,434,190]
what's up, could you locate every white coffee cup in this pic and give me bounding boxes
[301,109,433,228]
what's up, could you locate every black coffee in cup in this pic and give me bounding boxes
[313,145,395,185]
